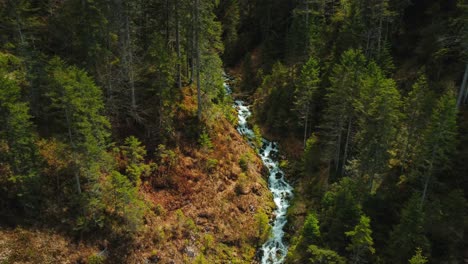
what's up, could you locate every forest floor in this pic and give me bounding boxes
[0,85,274,264]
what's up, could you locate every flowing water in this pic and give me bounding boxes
[225,77,293,264]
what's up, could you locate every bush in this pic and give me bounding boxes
[202,233,215,253]
[235,173,249,195]
[255,210,271,244]
[303,212,321,244]
[205,158,219,172]
[239,153,253,172]
[252,125,263,149]
[198,131,213,151]
[88,254,105,264]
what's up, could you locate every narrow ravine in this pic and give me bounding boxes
[225,77,294,264]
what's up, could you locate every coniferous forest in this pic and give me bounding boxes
[0,0,467,263]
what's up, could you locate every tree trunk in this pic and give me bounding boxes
[334,124,342,175]
[457,63,468,107]
[420,148,436,209]
[340,117,352,176]
[166,0,170,45]
[195,0,202,120]
[303,105,309,148]
[123,3,136,110]
[175,0,182,89]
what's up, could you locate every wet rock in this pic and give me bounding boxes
[184,246,196,258]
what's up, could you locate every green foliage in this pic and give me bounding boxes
[295,57,320,145]
[286,0,326,62]
[194,253,209,264]
[408,248,428,264]
[321,177,364,252]
[103,171,145,233]
[0,51,38,212]
[46,56,110,166]
[234,172,249,195]
[418,91,457,172]
[303,134,320,176]
[218,0,240,65]
[198,131,213,151]
[205,158,219,172]
[345,215,375,263]
[175,209,198,238]
[157,144,177,169]
[354,61,401,190]
[307,245,346,264]
[321,49,367,176]
[121,136,152,186]
[202,233,215,253]
[239,153,253,172]
[252,125,263,149]
[87,254,105,264]
[254,62,295,132]
[399,74,435,173]
[387,195,430,263]
[303,212,321,244]
[255,210,271,244]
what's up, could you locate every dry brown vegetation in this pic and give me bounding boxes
[127,86,274,263]
[0,228,99,263]
[0,86,274,264]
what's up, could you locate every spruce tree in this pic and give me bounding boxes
[354,61,401,191]
[321,49,366,177]
[345,215,375,264]
[0,52,38,211]
[295,57,320,147]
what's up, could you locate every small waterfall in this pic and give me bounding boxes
[226,78,293,263]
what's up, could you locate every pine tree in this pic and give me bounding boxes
[345,215,375,264]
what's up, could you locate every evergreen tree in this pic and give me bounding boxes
[417,91,457,208]
[321,177,364,253]
[295,57,320,147]
[46,57,110,229]
[0,52,38,212]
[399,74,434,174]
[307,245,346,264]
[345,215,375,264]
[303,212,321,244]
[354,61,401,191]
[321,49,366,177]
[287,0,326,62]
[408,248,428,264]
[387,195,430,264]
[121,136,152,187]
